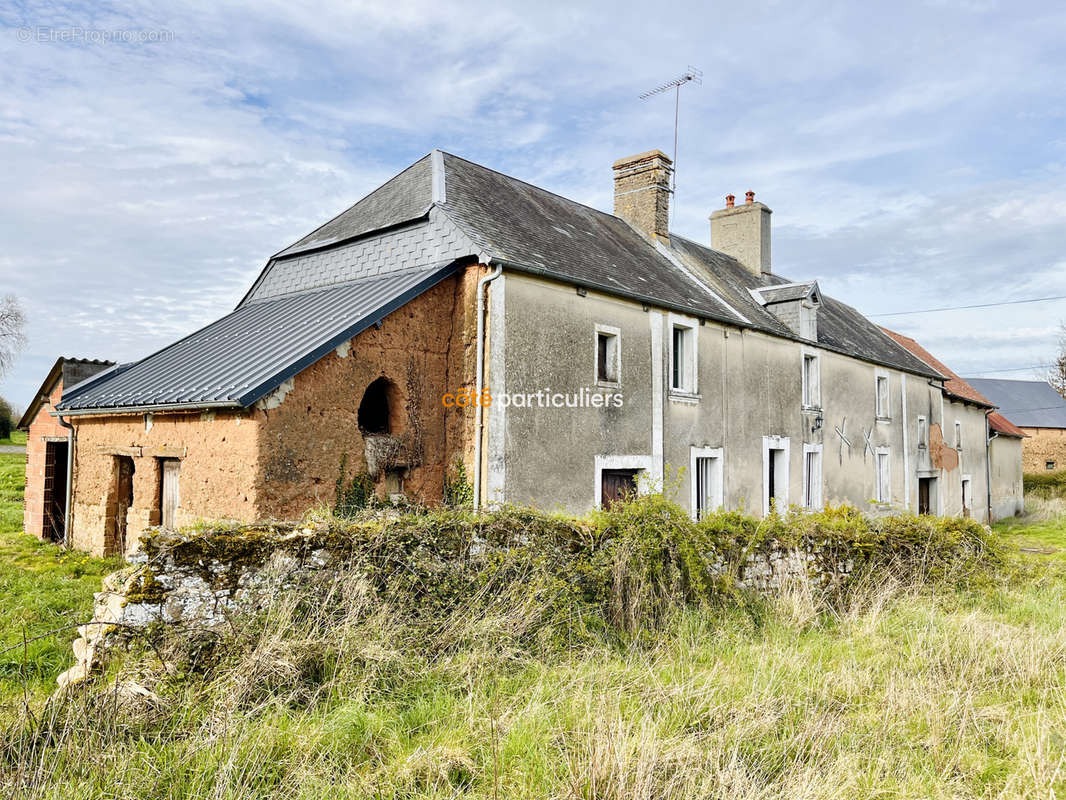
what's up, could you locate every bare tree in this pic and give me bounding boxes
[1050,322,1066,398]
[0,294,26,379]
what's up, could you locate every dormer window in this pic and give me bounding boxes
[750,281,821,341]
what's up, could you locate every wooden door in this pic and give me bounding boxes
[161,459,181,529]
[115,457,135,553]
[601,469,638,509]
[918,478,931,515]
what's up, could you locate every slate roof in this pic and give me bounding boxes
[17,358,114,429]
[276,155,433,258]
[437,153,938,378]
[58,263,460,413]
[753,282,819,305]
[65,149,942,413]
[966,379,1066,429]
[880,328,994,407]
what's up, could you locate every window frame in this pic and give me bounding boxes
[762,435,790,515]
[667,313,699,396]
[689,446,724,520]
[593,323,621,387]
[954,420,962,451]
[875,369,891,421]
[917,416,928,450]
[801,348,821,410]
[593,455,653,509]
[802,443,823,510]
[875,446,891,505]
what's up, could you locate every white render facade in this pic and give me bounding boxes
[483,271,994,521]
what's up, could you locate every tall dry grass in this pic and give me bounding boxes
[2,544,1064,799]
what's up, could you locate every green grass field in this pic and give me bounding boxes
[1,452,1064,798]
[0,430,26,447]
[0,453,121,709]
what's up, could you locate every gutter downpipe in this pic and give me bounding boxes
[54,410,75,548]
[985,409,997,523]
[473,262,503,511]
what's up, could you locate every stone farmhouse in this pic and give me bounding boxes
[25,149,1026,556]
[967,378,1066,474]
[881,331,1025,520]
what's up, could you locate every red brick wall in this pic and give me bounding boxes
[24,378,69,540]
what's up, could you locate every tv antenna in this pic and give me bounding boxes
[640,66,702,217]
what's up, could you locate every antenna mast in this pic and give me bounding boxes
[640,66,702,219]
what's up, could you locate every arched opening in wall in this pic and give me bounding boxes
[358,377,399,434]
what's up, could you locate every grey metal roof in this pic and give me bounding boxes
[58,262,460,413]
[965,379,1066,428]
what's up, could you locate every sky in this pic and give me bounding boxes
[2,0,1065,414]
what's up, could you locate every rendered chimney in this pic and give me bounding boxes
[710,191,772,276]
[612,150,673,240]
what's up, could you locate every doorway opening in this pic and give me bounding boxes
[42,441,69,543]
[110,456,135,555]
[918,476,937,515]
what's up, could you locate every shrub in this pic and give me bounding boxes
[0,398,13,441]
[1024,471,1066,498]
[334,453,375,516]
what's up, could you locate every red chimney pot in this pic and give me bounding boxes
[725,194,735,208]
[745,191,755,205]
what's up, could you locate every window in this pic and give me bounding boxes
[876,373,890,419]
[690,447,723,519]
[803,444,822,509]
[672,326,690,390]
[917,417,928,449]
[875,448,890,504]
[1047,461,1056,471]
[668,315,698,394]
[595,325,620,384]
[762,436,790,515]
[802,352,820,408]
[955,421,962,451]
[961,476,972,518]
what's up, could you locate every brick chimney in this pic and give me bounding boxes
[612,150,673,240]
[710,191,772,275]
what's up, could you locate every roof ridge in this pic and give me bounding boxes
[270,152,434,260]
[441,151,626,227]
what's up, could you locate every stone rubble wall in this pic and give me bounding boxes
[58,526,853,688]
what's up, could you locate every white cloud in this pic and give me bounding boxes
[2,0,1066,405]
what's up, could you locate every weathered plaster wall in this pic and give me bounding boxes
[254,268,481,519]
[70,410,260,556]
[495,272,991,521]
[1020,427,1066,473]
[989,435,1024,520]
[23,379,67,540]
[63,266,484,556]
